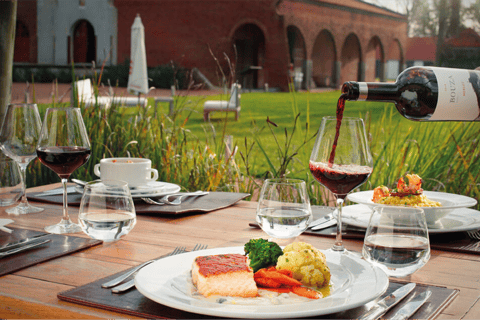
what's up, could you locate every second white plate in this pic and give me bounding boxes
[343,204,480,234]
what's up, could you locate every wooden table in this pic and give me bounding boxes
[1,183,480,319]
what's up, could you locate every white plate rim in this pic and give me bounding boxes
[74,181,181,198]
[343,204,480,234]
[348,190,477,209]
[134,246,389,319]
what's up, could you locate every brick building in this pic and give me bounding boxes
[14,0,407,91]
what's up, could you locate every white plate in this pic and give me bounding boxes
[347,190,478,225]
[343,204,480,234]
[75,181,181,199]
[134,246,389,319]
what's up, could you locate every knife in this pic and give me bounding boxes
[311,219,337,231]
[0,234,51,252]
[308,214,335,228]
[33,186,77,197]
[0,239,51,258]
[390,290,432,320]
[359,283,416,320]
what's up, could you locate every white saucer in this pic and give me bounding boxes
[342,204,480,234]
[75,181,181,199]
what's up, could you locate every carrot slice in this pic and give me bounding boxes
[276,269,293,277]
[255,277,282,288]
[263,271,302,287]
[291,286,321,299]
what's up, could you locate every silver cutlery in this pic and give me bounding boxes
[467,229,480,240]
[308,212,335,229]
[0,234,50,251]
[34,186,77,197]
[390,290,432,320]
[310,219,337,231]
[111,243,208,293]
[359,283,416,320]
[71,178,87,187]
[102,246,186,289]
[0,239,51,258]
[142,191,208,206]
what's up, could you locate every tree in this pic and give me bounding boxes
[0,0,17,124]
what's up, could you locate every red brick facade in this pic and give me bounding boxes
[14,0,408,90]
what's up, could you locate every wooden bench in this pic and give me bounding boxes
[203,83,241,121]
[74,79,147,107]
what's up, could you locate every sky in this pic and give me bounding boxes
[363,0,477,14]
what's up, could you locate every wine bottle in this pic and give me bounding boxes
[341,66,480,121]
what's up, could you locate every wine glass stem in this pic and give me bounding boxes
[61,178,70,221]
[18,163,29,206]
[332,197,345,252]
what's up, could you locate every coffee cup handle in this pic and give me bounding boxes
[150,169,158,181]
[94,164,101,177]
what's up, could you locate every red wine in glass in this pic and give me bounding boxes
[37,146,91,179]
[309,162,372,198]
[37,107,91,234]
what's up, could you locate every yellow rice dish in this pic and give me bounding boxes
[372,174,442,207]
[375,194,442,207]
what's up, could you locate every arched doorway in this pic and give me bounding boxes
[366,36,384,82]
[312,29,337,87]
[68,19,96,63]
[287,25,306,89]
[233,24,265,90]
[340,33,362,85]
[14,20,30,62]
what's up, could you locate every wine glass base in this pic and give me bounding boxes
[6,203,44,215]
[45,219,82,234]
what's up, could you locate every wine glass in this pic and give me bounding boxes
[256,178,312,244]
[309,116,373,253]
[78,180,136,242]
[0,103,45,214]
[37,108,91,234]
[362,206,430,277]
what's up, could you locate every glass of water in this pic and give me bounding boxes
[362,206,430,278]
[256,179,312,241]
[78,180,136,242]
[0,153,22,207]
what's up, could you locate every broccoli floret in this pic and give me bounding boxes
[244,238,283,272]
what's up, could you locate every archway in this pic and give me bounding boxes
[14,20,30,62]
[312,29,336,87]
[233,24,265,90]
[340,33,362,84]
[366,36,384,82]
[287,25,306,88]
[68,19,96,63]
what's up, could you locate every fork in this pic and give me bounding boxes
[142,191,208,206]
[467,229,480,240]
[102,246,186,289]
[111,244,208,293]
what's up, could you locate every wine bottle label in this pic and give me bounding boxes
[430,67,480,120]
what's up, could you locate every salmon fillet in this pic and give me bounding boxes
[191,254,258,297]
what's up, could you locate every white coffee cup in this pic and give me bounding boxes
[94,158,159,188]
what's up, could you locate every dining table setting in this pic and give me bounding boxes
[2,104,480,319]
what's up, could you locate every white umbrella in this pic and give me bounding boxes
[127,14,149,96]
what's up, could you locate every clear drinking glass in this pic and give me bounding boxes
[256,179,312,242]
[0,103,44,214]
[37,108,91,234]
[0,153,22,207]
[362,206,431,278]
[309,117,373,253]
[78,180,136,242]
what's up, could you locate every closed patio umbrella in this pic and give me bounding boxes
[127,14,149,97]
